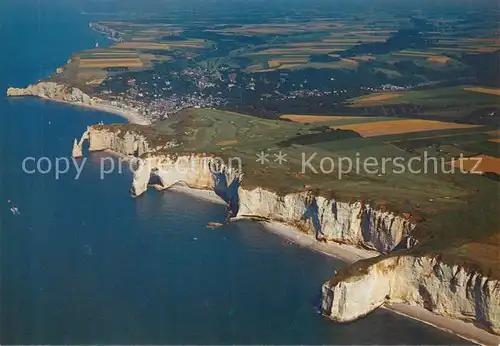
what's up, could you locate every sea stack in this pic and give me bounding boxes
[72,138,83,158]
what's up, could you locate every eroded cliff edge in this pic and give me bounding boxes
[7,82,150,125]
[7,82,98,105]
[74,125,500,340]
[75,126,417,254]
[322,255,500,336]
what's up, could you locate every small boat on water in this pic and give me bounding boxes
[7,200,20,215]
[207,222,224,229]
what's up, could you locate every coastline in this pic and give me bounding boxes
[8,7,497,344]
[74,122,499,345]
[260,220,378,263]
[46,97,151,125]
[167,185,227,205]
[264,215,499,345]
[145,183,499,346]
[385,304,500,346]
[7,91,150,125]
[87,101,151,125]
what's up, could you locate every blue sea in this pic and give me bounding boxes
[0,0,469,344]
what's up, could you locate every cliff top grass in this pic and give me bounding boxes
[101,108,499,277]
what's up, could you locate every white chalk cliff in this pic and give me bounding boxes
[75,126,416,253]
[72,139,83,158]
[76,126,157,156]
[322,255,500,335]
[7,82,99,105]
[7,81,151,126]
[75,126,500,338]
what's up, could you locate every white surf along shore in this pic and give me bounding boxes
[67,125,500,346]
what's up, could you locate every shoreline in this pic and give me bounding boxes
[8,92,150,125]
[50,97,151,125]
[265,216,499,345]
[12,12,496,345]
[82,140,499,345]
[167,185,227,205]
[259,220,378,263]
[148,184,498,346]
[87,100,151,125]
[385,304,500,346]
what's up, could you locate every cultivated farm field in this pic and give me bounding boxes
[333,119,480,138]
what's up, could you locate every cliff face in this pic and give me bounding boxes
[129,155,243,210]
[77,126,414,253]
[238,188,415,253]
[76,126,500,338]
[7,82,98,105]
[76,127,155,156]
[322,255,500,335]
[72,139,83,158]
[73,126,182,159]
[129,156,413,254]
